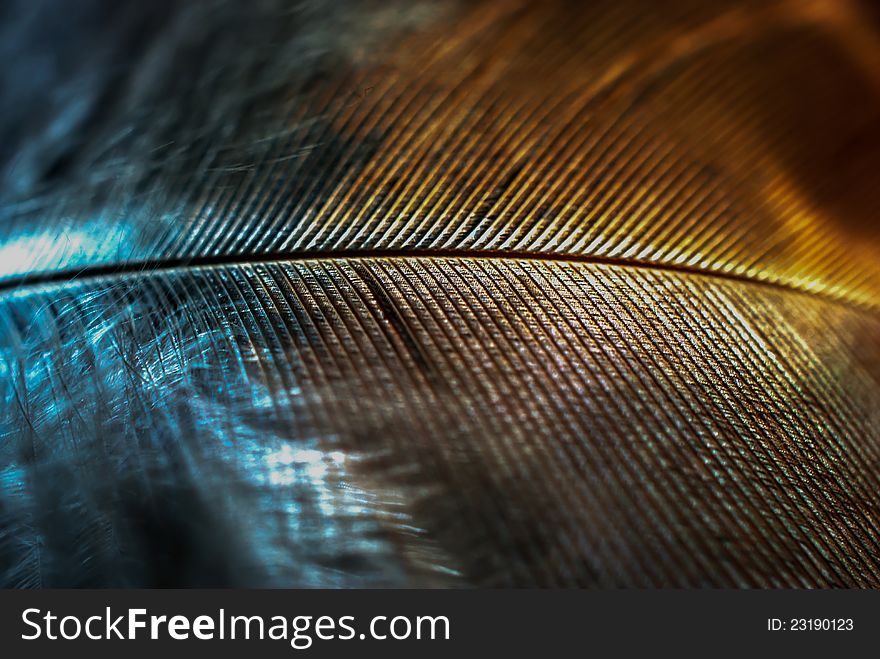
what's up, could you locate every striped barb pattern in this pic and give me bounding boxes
[1,0,880,587]
[2,259,879,586]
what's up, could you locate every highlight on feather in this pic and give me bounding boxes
[0,273,461,587]
[1,0,880,588]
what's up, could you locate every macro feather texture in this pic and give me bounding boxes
[1,0,880,587]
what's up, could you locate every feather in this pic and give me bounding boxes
[1,0,879,587]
